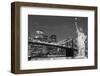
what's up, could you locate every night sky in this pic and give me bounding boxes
[28,15,88,42]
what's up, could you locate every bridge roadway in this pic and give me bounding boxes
[28,41,76,50]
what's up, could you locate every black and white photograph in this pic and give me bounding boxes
[28,15,88,61]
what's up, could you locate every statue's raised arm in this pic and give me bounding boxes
[75,22,79,33]
[74,18,79,33]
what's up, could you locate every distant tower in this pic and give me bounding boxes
[34,30,44,41]
[49,35,57,43]
[28,32,32,41]
[43,35,48,42]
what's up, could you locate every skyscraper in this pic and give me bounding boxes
[49,35,57,43]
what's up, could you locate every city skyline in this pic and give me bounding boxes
[28,15,88,42]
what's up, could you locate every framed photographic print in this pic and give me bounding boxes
[11,2,98,74]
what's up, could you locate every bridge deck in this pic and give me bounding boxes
[29,41,77,50]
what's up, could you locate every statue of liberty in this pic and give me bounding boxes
[74,18,87,58]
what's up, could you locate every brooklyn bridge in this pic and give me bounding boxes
[28,33,78,60]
